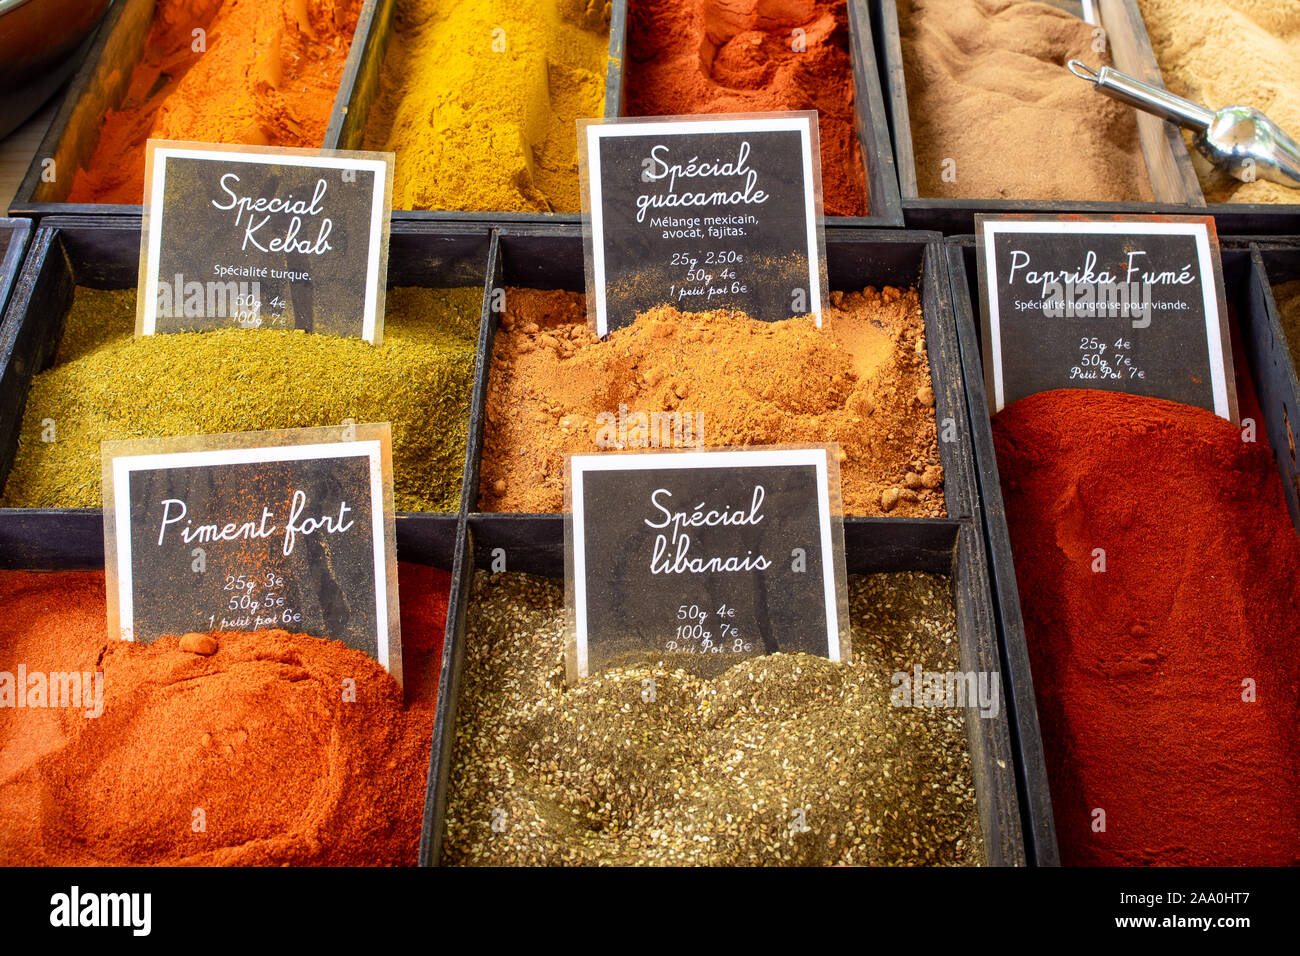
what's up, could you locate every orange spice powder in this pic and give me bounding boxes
[67,0,363,204]
[0,562,447,866]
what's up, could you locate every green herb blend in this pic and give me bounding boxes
[443,571,984,866]
[1,287,481,512]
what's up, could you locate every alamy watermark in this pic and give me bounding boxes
[0,666,103,718]
[594,403,703,449]
[891,665,1000,719]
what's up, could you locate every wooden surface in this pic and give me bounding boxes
[0,100,56,212]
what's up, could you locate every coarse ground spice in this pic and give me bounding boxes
[1,286,480,513]
[1137,0,1300,205]
[0,562,449,866]
[362,0,610,212]
[67,0,363,204]
[992,389,1300,866]
[624,0,868,217]
[897,0,1153,201]
[442,570,982,866]
[479,287,944,516]
[1275,279,1300,366]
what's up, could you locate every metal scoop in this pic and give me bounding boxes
[1067,59,1300,190]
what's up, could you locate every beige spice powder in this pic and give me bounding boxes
[898,0,1154,201]
[1137,0,1300,205]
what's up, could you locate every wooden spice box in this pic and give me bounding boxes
[8,0,375,218]
[417,226,1027,865]
[0,221,1030,865]
[945,235,1300,866]
[873,0,1299,236]
[323,0,629,226]
[7,0,622,222]
[9,0,907,229]
[0,215,491,568]
[325,0,904,226]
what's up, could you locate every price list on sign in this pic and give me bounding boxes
[580,112,828,337]
[564,447,849,681]
[975,215,1238,422]
[102,423,402,685]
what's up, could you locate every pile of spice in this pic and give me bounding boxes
[442,570,982,866]
[67,0,363,204]
[897,0,1153,201]
[362,0,610,212]
[625,0,868,217]
[1137,0,1300,204]
[479,287,944,516]
[992,389,1300,866]
[0,562,449,866]
[1,286,480,513]
[1274,279,1300,366]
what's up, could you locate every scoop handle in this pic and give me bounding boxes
[1067,60,1215,131]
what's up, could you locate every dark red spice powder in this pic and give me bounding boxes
[624,0,869,217]
[993,389,1300,866]
[0,562,448,866]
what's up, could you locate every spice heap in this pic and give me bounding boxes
[625,0,868,217]
[897,0,1153,201]
[0,562,449,866]
[1137,0,1300,204]
[442,570,982,866]
[992,389,1300,866]
[362,0,610,212]
[67,0,363,204]
[1274,280,1300,365]
[1,286,480,513]
[479,288,944,516]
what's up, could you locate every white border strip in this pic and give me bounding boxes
[587,117,822,337]
[143,147,388,341]
[981,219,1228,418]
[110,439,388,666]
[570,448,838,677]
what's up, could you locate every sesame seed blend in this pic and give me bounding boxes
[441,571,983,866]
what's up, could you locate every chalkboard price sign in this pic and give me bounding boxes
[138,140,393,343]
[976,215,1237,422]
[565,447,849,682]
[102,424,402,686]
[581,113,828,337]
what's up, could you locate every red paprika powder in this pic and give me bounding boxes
[624,0,869,217]
[993,389,1300,866]
[0,562,448,866]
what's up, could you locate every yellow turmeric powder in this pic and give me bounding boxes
[362,0,611,212]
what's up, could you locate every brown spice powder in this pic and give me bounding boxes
[898,0,1154,201]
[442,570,983,866]
[478,287,945,516]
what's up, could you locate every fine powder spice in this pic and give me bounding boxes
[625,0,869,217]
[0,563,449,866]
[1137,0,1300,205]
[992,389,1300,866]
[479,288,944,516]
[898,0,1153,201]
[0,286,480,513]
[442,570,982,866]
[1274,280,1300,366]
[362,0,610,212]
[67,0,363,204]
